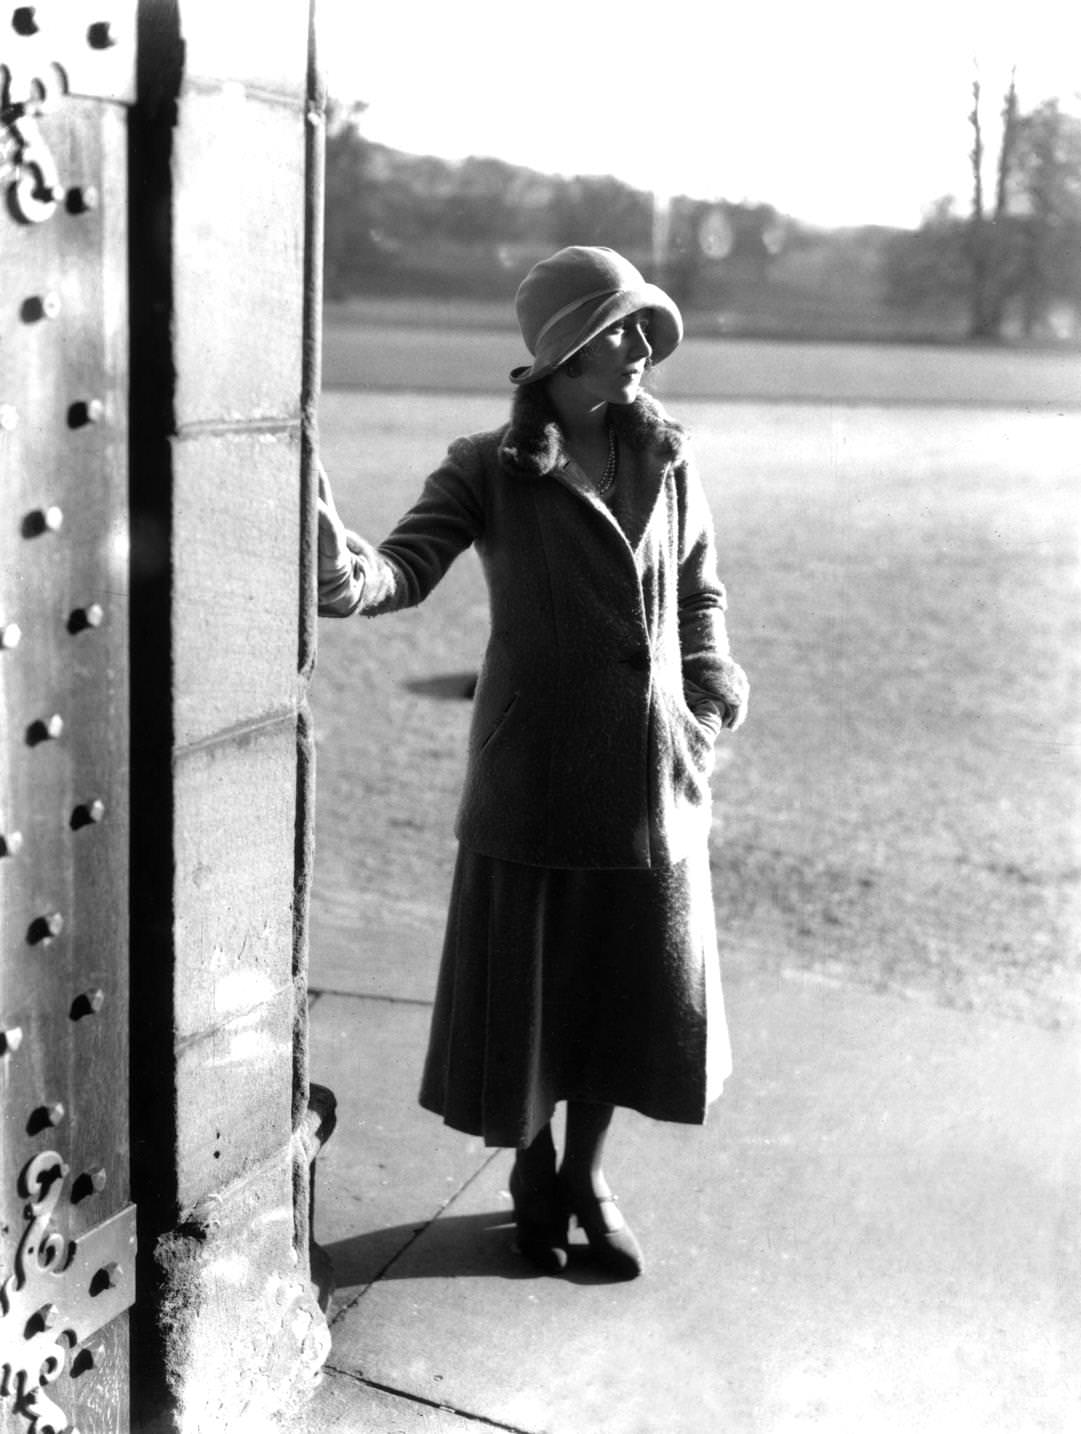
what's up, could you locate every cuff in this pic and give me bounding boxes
[318,557,366,617]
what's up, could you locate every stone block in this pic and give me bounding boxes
[178,0,311,98]
[172,428,301,748]
[158,1145,330,1433]
[175,981,296,1208]
[174,720,298,1040]
[173,89,306,425]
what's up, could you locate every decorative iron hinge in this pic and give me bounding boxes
[1,1152,136,1434]
[1,3,135,224]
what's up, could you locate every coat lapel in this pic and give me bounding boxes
[498,384,685,556]
[608,442,668,556]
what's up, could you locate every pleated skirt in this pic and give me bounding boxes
[418,842,732,1148]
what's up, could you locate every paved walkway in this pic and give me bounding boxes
[296,918,1080,1434]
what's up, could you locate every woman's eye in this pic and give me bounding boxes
[603,316,651,344]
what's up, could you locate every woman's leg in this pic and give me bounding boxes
[560,1100,615,1202]
[515,1119,557,1185]
[559,1100,643,1278]
[509,1120,568,1272]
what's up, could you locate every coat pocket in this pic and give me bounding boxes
[677,695,717,760]
[667,698,717,807]
[478,691,520,753]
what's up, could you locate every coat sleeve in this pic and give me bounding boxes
[677,457,749,733]
[323,436,486,618]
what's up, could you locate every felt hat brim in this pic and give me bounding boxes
[509,281,683,386]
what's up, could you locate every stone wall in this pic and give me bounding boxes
[129,3,329,1427]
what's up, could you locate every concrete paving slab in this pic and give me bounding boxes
[299,1367,481,1432]
[310,897,446,1004]
[327,973,1081,1434]
[308,992,494,1319]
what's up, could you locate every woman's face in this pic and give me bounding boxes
[572,309,654,405]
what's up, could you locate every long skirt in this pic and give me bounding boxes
[418,842,732,1148]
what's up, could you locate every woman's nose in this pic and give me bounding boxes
[629,323,652,360]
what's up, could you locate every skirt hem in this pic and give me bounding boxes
[417,1081,725,1151]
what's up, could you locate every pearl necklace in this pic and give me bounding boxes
[594,423,618,497]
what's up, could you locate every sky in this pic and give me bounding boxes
[318,0,1081,230]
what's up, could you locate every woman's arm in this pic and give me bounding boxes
[677,460,749,733]
[317,437,485,619]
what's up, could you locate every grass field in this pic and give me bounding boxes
[311,348,1080,1031]
[323,303,1081,406]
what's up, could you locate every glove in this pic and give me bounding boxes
[716,659,750,731]
[317,463,365,615]
[318,462,349,565]
[687,660,749,732]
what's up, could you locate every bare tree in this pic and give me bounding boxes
[967,69,1019,337]
[887,71,1081,341]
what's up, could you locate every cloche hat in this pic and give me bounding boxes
[510,245,683,385]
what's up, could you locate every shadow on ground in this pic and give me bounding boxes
[325,1212,641,1290]
[402,671,477,700]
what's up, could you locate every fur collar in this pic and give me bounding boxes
[498,382,686,479]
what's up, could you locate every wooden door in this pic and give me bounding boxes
[2,9,136,1432]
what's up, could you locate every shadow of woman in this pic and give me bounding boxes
[325,1210,630,1289]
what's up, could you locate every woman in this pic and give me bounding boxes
[318,246,749,1280]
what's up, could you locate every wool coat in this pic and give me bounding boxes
[331,383,748,872]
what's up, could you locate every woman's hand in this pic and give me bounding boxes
[685,659,749,733]
[318,463,351,566]
[717,661,749,730]
[718,694,748,731]
[317,462,365,615]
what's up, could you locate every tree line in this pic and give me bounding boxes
[325,92,1081,342]
[323,102,790,308]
